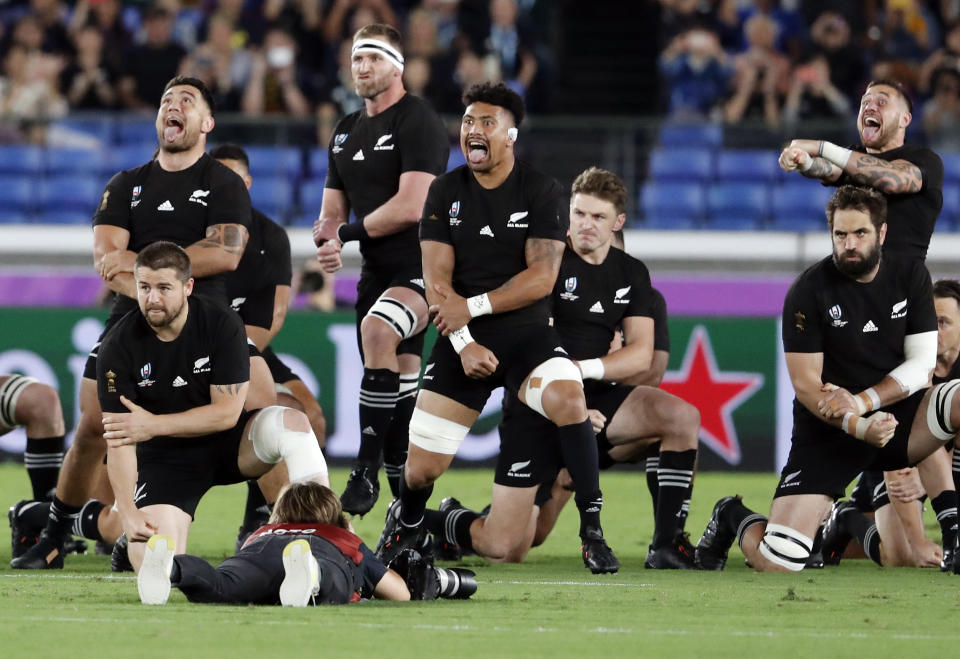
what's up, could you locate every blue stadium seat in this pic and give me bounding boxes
[640,182,705,227]
[244,146,303,178]
[941,153,960,185]
[287,213,316,227]
[447,148,466,172]
[0,211,32,224]
[45,147,110,176]
[109,144,153,172]
[641,212,699,230]
[0,176,36,211]
[51,118,113,145]
[37,175,102,212]
[771,182,833,221]
[768,213,827,232]
[940,184,960,230]
[658,122,723,148]
[308,147,328,180]
[249,176,294,219]
[648,148,713,182]
[715,150,779,182]
[704,212,764,230]
[0,146,43,175]
[706,183,769,227]
[114,121,157,145]
[299,179,325,213]
[38,210,91,224]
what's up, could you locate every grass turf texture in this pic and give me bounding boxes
[1,464,958,658]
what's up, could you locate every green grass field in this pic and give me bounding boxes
[1,464,958,658]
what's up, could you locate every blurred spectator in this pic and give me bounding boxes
[733,0,805,59]
[154,0,205,51]
[724,14,789,127]
[487,0,542,101]
[263,0,328,67]
[179,10,252,112]
[658,27,732,120]
[418,0,459,51]
[297,259,338,312]
[879,0,939,63]
[0,43,68,143]
[809,11,866,105]
[783,54,851,141]
[60,24,118,109]
[315,39,361,146]
[404,6,458,111]
[29,0,73,56]
[242,26,313,117]
[403,55,431,99]
[117,6,187,110]
[68,0,133,73]
[922,68,960,150]
[197,0,267,48]
[918,21,960,95]
[321,0,398,45]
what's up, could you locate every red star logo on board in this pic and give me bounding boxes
[659,326,764,464]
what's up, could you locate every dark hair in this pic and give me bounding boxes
[134,241,191,282]
[353,23,403,51]
[934,279,960,307]
[269,481,348,529]
[865,78,913,113]
[209,143,249,169]
[463,81,525,127]
[571,167,628,216]
[825,185,887,230]
[163,76,216,115]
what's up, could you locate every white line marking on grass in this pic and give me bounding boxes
[488,580,652,587]
[2,573,136,580]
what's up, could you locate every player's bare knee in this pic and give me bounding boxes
[281,407,311,433]
[18,382,65,435]
[541,384,587,426]
[663,399,700,450]
[523,358,585,423]
[360,314,401,354]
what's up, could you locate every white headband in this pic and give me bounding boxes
[352,38,404,72]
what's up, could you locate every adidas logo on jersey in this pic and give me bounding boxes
[480,225,494,238]
[362,426,377,436]
[157,200,174,211]
[374,134,395,151]
[589,301,604,313]
[353,150,365,161]
[862,320,878,333]
[614,285,631,303]
[172,376,188,388]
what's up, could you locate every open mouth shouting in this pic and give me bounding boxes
[163,114,185,144]
[466,138,488,165]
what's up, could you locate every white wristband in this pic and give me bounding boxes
[449,326,475,354]
[842,412,871,440]
[467,293,492,318]
[799,155,814,172]
[578,358,604,381]
[862,387,880,412]
[819,141,852,168]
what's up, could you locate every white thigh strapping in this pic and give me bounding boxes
[759,523,812,572]
[408,407,471,455]
[247,405,329,484]
[926,379,960,442]
[0,375,38,429]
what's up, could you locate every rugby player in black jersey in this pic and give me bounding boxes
[212,144,329,549]
[96,242,328,576]
[376,83,618,574]
[696,186,960,573]
[312,24,449,516]
[423,168,701,569]
[12,77,253,570]
[779,79,943,262]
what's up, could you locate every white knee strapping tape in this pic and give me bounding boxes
[248,405,329,485]
[0,375,38,429]
[759,523,812,572]
[408,407,470,455]
[367,296,418,339]
[927,379,960,441]
[523,357,583,418]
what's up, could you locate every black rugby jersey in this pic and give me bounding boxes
[325,93,449,272]
[419,160,567,330]
[96,296,249,447]
[830,144,943,261]
[651,288,670,353]
[551,245,654,361]
[227,208,292,300]
[93,153,252,314]
[782,253,936,393]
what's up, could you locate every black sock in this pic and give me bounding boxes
[356,368,399,465]
[841,508,883,565]
[724,499,767,548]
[645,453,659,519]
[383,372,416,498]
[425,505,479,553]
[953,450,960,498]
[931,490,959,552]
[73,500,105,542]
[24,436,64,500]
[170,558,182,584]
[46,496,81,540]
[653,449,696,547]
[557,419,602,537]
[398,470,433,529]
[242,481,271,530]
[16,499,50,528]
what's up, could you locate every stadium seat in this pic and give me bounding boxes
[299,179,325,213]
[648,148,713,182]
[768,213,826,232]
[0,146,43,175]
[940,184,960,230]
[640,182,705,227]
[771,182,833,221]
[109,144,154,172]
[244,146,303,178]
[941,153,960,185]
[658,122,723,148]
[0,211,31,224]
[37,175,102,212]
[114,121,157,145]
[50,118,113,145]
[44,147,110,176]
[38,210,91,224]
[0,176,36,211]
[641,212,699,230]
[447,148,466,172]
[715,150,779,182]
[308,147,328,180]
[706,182,769,227]
[249,176,294,220]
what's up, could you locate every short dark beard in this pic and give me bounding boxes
[143,299,185,329]
[833,240,881,278]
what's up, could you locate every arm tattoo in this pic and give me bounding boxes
[213,383,243,396]
[196,224,249,256]
[846,155,923,194]
[525,238,564,267]
[800,157,837,180]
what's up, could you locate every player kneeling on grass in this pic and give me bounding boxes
[138,481,477,606]
[97,241,330,573]
[696,185,960,572]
